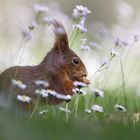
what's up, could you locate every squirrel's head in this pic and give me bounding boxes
[64,49,90,84]
[44,19,90,84]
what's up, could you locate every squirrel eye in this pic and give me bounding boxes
[72,57,79,65]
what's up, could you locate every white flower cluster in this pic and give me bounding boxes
[89,42,101,50]
[97,26,110,38]
[73,5,91,18]
[81,38,87,44]
[21,30,32,41]
[84,108,92,114]
[114,37,128,48]
[72,5,91,33]
[35,80,49,88]
[35,89,71,102]
[72,88,86,95]
[80,45,90,51]
[91,104,104,113]
[55,94,71,102]
[134,34,140,42]
[11,79,27,89]
[43,17,54,24]
[73,81,87,88]
[92,88,104,98]
[73,24,87,33]
[17,95,31,103]
[73,81,87,95]
[84,104,126,114]
[80,38,90,51]
[100,59,110,68]
[111,48,119,57]
[39,109,49,115]
[114,104,127,112]
[34,4,49,13]
[35,89,49,98]
[28,20,38,31]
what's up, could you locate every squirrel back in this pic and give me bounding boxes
[0,19,90,109]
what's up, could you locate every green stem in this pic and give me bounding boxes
[70,29,79,48]
[73,96,80,117]
[92,96,97,105]
[120,57,127,107]
[30,97,40,118]
[65,103,69,121]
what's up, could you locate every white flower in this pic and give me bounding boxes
[12,79,27,89]
[35,89,48,98]
[73,5,91,18]
[21,30,32,41]
[55,94,71,102]
[39,109,48,115]
[134,34,140,42]
[111,48,119,57]
[72,11,88,33]
[114,38,128,48]
[76,5,91,16]
[17,95,31,103]
[100,59,109,67]
[73,24,87,33]
[114,104,127,112]
[33,4,49,13]
[80,45,90,51]
[65,95,72,101]
[35,80,49,87]
[46,89,57,96]
[80,38,90,51]
[43,17,55,24]
[35,89,41,95]
[72,88,86,95]
[41,90,49,98]
[84,109,92,114]
[73,81,87,88]
[89,42,101,50]
[121,41,128,47]
[114,37,120,46]
[59,107,71,113]
[35,89,71,102]
[91,105,104,112]
[98,27,109,37]
[80,38,87,44]
[28,21,38,31]
[72,8,80,18]
[92,88,104,98]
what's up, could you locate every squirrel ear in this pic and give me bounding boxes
[49,19,69,53]
[54,35,69,53]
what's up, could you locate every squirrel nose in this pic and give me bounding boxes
[82,70,88,77]
[83,73,87,77]
[81,71,90,84]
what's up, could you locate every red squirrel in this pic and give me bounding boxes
[0,19,90,109]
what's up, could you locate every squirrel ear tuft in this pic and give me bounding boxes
[48,19,69,53]
[54,35,69,53]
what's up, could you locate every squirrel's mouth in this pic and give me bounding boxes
[71,75,90,85]
[80,76,90,84]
